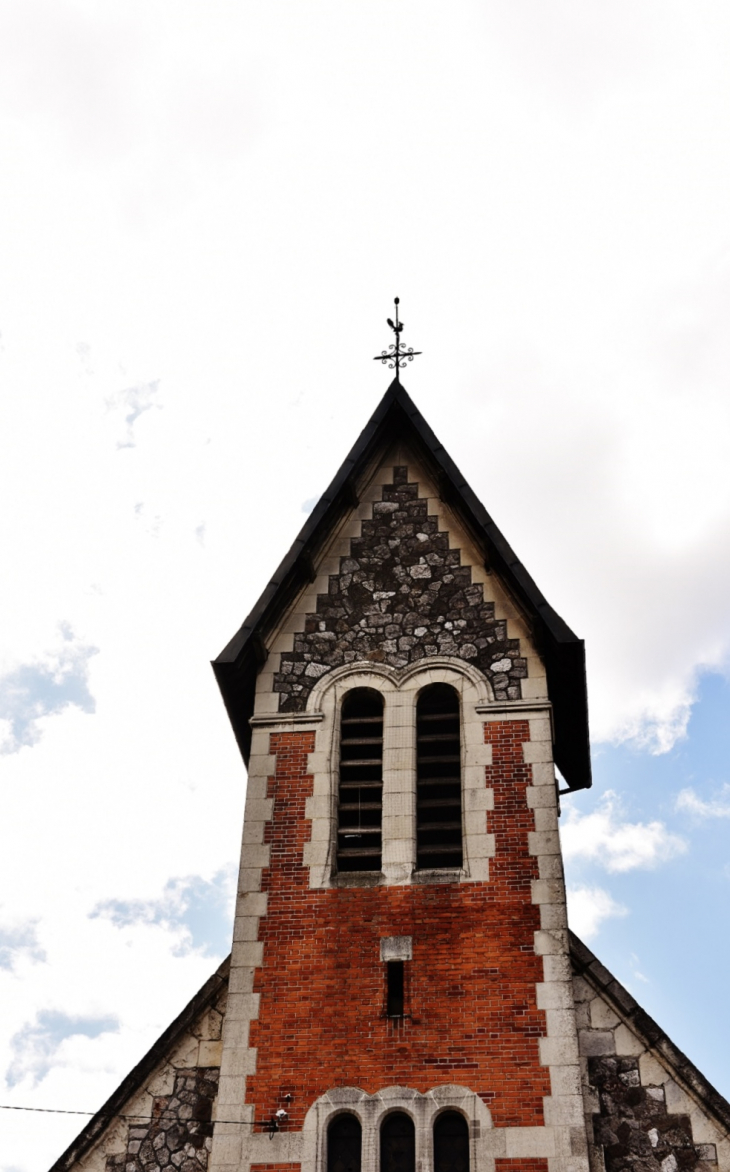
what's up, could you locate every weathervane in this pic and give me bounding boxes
[373,297,421,379]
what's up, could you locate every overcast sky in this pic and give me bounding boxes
[1,3,730,1169]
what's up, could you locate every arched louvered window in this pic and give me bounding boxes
[416,683,463,869]
[336,688,383,872]
[434,1111,470,1172]
[380,1111,415,1172]
[328,1113,362,1172]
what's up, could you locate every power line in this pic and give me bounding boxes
[0,1103,260,1127]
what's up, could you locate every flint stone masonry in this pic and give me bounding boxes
[590,1056,717,1172]
[274,466,527,709]
[105,1067,219,1172]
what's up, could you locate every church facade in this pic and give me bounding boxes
[51,382,730,1172]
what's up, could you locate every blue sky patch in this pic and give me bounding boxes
[92,867,235,958]
[563,669,730,1100]
[0,624,97,754]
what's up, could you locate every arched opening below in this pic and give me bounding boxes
[380,1111,415,1172]
[434,1110,470,1172]
[327,1113,362,1172]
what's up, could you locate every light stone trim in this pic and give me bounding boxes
[250,711,325,727]
[380,935,412,961]
[475,700,552,713]
[210,720,295,1172]
[306,656,494,709]
[476,699,555,743]
[302,658,496,888]
[516,710,591,1172]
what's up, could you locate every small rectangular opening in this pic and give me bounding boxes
[386,961,404,1017]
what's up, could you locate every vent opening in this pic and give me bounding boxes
[336,687,383,873]
[416,683,463,870]
[386,961,404,1017]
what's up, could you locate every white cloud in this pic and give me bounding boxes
[105,379,161,449]
[628,954,650,985]
[567,886,628,940]
[0,920,45,972]
[6,1009,119,1089]
[676,784,730,820]
[561,793,687,872]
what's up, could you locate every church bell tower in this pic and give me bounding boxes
[50,312,730,1172]
[209,336,592,1172]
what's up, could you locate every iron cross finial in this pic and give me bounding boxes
[373,297,422,380]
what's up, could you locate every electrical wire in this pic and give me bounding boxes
[0,1103,265,1127]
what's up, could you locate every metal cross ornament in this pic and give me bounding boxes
[373,297,421,378]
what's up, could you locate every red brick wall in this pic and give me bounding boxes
[496,1160,550,1172]
[251,1166,301,1172]
[246,724,549,1130]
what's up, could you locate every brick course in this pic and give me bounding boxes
[250,1165,302,1172]
[245,724,549,1131]
[495,1160,550,1172]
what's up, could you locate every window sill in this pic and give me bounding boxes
[330,871,385,888]
[412,868,464,884]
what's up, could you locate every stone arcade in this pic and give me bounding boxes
[51,380,730,1172]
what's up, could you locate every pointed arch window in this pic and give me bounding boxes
[336,687,383,872]
[416,683,463,869]
[327,1113,362,1172]
[434,1111,470,1172]
[380,1111,415,1172]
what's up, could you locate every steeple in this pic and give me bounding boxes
[213,375,591,791]
[50,319,730,1172]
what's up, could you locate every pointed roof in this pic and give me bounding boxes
[213,380,592,791]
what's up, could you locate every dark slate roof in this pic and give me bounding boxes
[569,930,730,1135]
[48,957,230,1172]
[213,378,592,791]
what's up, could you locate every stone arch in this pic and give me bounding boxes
[301,1086,492,1172]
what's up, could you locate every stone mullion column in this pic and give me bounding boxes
[381,688,416,883]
